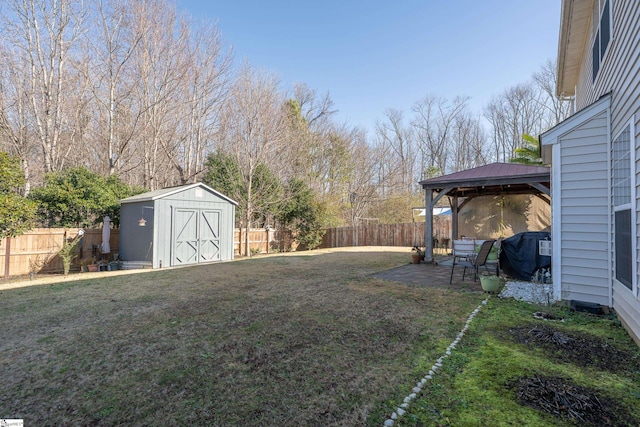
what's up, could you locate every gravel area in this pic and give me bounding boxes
[500,280,554,305]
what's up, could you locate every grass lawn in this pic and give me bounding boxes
[1,249,639,426]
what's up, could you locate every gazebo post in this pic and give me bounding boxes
[451,196,459,240]
[424,189,434,263]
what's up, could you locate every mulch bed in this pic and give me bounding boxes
[504,322,639,425]
[510,375,621,426]
[508,323,638,373]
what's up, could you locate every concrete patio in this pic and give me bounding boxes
[374,256,485,292]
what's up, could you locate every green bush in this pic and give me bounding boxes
[0,152,37,238]
[29,167,144,228]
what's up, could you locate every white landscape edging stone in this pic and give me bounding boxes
[383,297,490,426]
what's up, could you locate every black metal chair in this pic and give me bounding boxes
[485,236,501,276]
[450,239,496,284]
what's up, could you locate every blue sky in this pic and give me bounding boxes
[176,1,561,134]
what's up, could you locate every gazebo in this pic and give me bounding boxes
[419,163,551,262]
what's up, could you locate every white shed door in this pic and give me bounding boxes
[199,210,221,262]
[172,208,221,266]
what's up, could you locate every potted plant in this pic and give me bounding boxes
[79,258,92,273]
[87,257,99,272]
[487,245,499,261]
[411,246,425,264]
[108,254,121,271]
[480,274,505,293]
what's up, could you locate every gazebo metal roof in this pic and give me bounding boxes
[419,162,551,197]
[419,162,551,262]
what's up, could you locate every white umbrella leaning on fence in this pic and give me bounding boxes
[100,215,111,255]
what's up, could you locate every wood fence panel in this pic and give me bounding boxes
[320,219,452,250]
[0,228,121,277]
[233,228,294,256]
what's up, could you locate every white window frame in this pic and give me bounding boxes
[592,0,612,84]
[612,117,636,296]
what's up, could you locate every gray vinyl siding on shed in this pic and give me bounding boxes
[119,201,155,263]
[153,188,235,268]
[119,183,236,268]
[558,110,610,305]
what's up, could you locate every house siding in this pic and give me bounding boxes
[637,113,640,289]
[614,282,640,345]
[566,0,640,342]
[614,114,640,343]
[575,0,640,137]
[557,110,611,305]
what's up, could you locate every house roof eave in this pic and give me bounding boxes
[540,92,610,146]
[557,0,595,97]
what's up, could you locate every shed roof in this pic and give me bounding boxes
[120,182,238,205]
[419,163,550,198]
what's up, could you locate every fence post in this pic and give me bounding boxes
[4,237,10,278]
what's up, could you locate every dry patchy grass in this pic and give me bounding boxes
[0,250,483,426]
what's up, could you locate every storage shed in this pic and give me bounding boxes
[119,183,237,268]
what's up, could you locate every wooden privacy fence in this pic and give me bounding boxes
[0,227,295,277]
[0,228,120,277]
[234,228,295,256]
[321,218,452,251]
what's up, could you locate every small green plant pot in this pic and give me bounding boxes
[480,275,504,293]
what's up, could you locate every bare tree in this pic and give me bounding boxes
[130,0,189,189]
[0,44,37,194]
[449,111,488,171]
[282,85,338,194]
[85,0,144,177]
[484,82,547,162]
[322,124,364,199]
[345,129,378,225]
[533,59,573,127]
[304,123,377,226]
[484,61,572,163]
[292,82,337,129]
[3,0,87,173]
[374,109,417,194]
[411,95,469,176]
[217,65,288,255]
[166,20,232,185]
